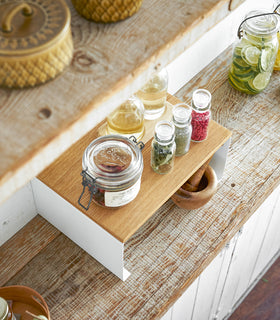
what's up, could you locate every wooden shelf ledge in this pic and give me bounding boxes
[0,0,240,205]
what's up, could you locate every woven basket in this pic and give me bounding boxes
[0,285,50,320]
[71,0,143,23]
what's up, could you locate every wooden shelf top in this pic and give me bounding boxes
[0,0,235,205]
[1,45,280,320]
[38,95,231,242]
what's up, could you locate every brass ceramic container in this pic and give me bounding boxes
[0,0,73,89]
[71,0,143,23]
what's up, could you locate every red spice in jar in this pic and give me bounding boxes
[191,110,210,141]
[191,89,211,142]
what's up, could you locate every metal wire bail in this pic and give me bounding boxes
[129,135,145,150]
[78,169,98,210]
[237,6,280,39]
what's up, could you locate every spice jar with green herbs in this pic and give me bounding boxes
[172,103,192,156]
[151,121,176,174]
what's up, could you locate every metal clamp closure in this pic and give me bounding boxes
[129,135,145,150]
[78,170,97,210]
[237,6,280,39]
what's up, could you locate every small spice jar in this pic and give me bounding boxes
[172,103,192,156]
[151,121,176,174]
[191,89,211,142]
[229,9,279,94]
[107,96,145,140]
[136,69,168,120]
[79,135,144,209]
[0,297,16,320]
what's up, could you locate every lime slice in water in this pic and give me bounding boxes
[260,47,272,72]
[241,46,261,66]
[252,72,270,91]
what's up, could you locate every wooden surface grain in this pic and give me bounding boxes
[0,215,60,286]
[2,46,280,320]
[0,0,232,205]
[38,95,231,242]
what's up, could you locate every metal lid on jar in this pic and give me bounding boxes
[0,297,8,319]
[243,9,280,36]
[192,89,211,113]
[83,135,143,188]
[172,103,192,124]
[155,120,175,142]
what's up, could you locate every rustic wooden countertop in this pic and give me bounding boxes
[0,0,238,204]
[2,46,280,319]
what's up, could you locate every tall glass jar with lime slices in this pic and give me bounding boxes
[229,10,279,94]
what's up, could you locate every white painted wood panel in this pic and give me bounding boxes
[224,208,261,311]
[160,308,173,320]
[207,238,237,320]
[216,191,279,320]
[268,187,280,259]
[191,249,228,320]
[32,179,130,281]
[0,182,36,246]
[160,187,280,320]
[249,185,280,285]
[171,278,199,320]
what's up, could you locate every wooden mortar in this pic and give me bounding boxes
[182,156,213,192]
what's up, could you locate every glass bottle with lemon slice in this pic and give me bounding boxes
[229,10,279,94]
[273,3,280,70]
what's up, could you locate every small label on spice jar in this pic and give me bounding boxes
[104,178,141,207]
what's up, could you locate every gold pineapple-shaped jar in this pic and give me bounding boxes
[0,0,73,89]
[71,0,143,23]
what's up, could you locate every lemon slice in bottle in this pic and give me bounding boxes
[241,46,261,66]
[252,72,270,91]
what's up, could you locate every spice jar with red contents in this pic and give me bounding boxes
[78,135,144,209]
[191,89,211,142]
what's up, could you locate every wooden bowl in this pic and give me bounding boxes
[0,285,50,320]
[171,165,218,210]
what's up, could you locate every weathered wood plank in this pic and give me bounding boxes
[0,215,60,286]
[0,0,232,205]
[2,46,280,320]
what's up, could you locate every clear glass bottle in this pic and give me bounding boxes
[151,120,176,174]
[191,89,211,142]
[80,135,144,209]
[136,69,168,120]
[0,297,16,320]
[273,3,280,70]
[274,32,280,70]
[107,96,145,140]
[229,9,279,94]
[172,103,192,156]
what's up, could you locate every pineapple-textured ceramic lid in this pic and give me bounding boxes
[0,0,73,88]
